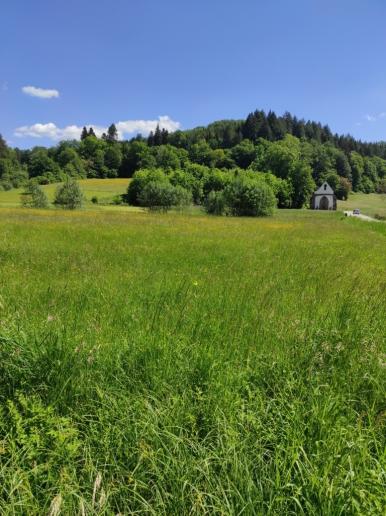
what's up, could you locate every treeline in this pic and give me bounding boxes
[1,110,386,208]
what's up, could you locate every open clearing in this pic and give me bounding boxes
[1,180,385,219]
[338,192,386,218]
[0,178,130,208]
[0,208,385,514]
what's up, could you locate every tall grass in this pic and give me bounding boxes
[0,209,385,514]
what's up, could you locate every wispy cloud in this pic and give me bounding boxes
[2,81,8,92]
[364,112,386,122]
[115,116,181,138]
[15,123,86,140]
[22,85,60,99]
[14,116,181,140]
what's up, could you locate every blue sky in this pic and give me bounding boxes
[2,0,386,148]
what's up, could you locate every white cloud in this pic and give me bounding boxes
[22,85,60,99]
[14,123,102,140]
[14,116,181,141]
[116,116,181,138]
[364,112,386,122]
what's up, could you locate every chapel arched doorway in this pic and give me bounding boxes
[319,196,329,210]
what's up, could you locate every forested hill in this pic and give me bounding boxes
[169,110,386,158]
[1,109,386,208]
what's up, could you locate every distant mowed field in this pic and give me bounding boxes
[0,208,385,514]
[0,178,131,208]
[338,191,386,218]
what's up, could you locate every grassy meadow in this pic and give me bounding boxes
[1,179,386,219]
[338,192,386,218]
[0,207,385,514]
[0,179,131,208]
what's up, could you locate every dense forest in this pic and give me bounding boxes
[1,109,386,209]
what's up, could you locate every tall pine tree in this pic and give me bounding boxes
[161,128,169,144]
[147,131,155,146]
[267,111,285,140]
[153,125,162,146]
[80,127,89,140]
[107,123,118,142]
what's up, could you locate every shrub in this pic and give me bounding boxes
[201,169,231,199]
[172,185,192,209]
[63,162,79,178]
[250,172,293,208]
[54,178,83,210]
[0,180,12,191]
[205,190,226,215]
[34,175,51,185]
[91,196,98,204]
[126,168,168,205]
[21,181,49,208]
[138,181,175,211]
[106,168,118,178]
[111,194,125,205]
[138,181,191,212]
[359,176,375,193]
[336,177,352,200]
[224,177,276,216]
[169,170,202,204]
[376,179,386,194]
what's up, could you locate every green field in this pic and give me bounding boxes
[338,192,386,218]
[0,208,386,515]
[1,180,385,220]
[0,178,130,208]
[0,207,385,514]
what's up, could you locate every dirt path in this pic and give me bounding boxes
[344,211,379,222]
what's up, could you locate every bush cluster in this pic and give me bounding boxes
[21,181,49,208]
[54,179,83,210]
[127,168,277,216]
[224,177,276,216]
[138,181,192,211]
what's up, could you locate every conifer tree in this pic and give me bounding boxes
[161,128,169,144]
[153,125,162,146]
[292,118,306,139]
[107,123,118,142]
[267,111,285,140]
[80,127,88,141]
[257,116,273,140]
[242,113,259,141]
[282,112,294,135]
[147,131,155,146]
